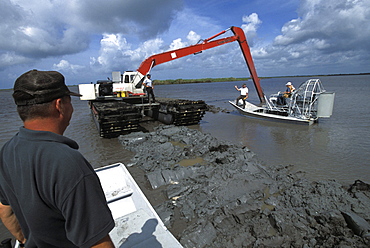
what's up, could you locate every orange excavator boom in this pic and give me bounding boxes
[137,26,265,103]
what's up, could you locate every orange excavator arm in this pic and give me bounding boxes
[137,26,265,103]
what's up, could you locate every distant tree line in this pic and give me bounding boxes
[153,77,249,85]
[153,72,370,85]
[153,73,370,85]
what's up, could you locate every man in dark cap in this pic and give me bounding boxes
[0,70,115,247]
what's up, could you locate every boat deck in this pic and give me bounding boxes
[229,100,314,125]
[95,163,183,248]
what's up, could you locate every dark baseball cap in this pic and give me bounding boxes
[13,70,82,106]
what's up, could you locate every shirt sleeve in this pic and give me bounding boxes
[61,173,114,248]
[0,187,7,205]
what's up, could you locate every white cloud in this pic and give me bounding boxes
[274,0,370,50]
[187,31,201,44]
[90,27,211,75]
[0,0,369,88]
[242,13,262,35]
[168,31,201,51]
[90,33,165,73]
[0,0,90,59]
[240,13,262,48]
[255,0,370,76]
[169,38,186,51]
[0,52,31,67]
[0,0,182,66]
[53,60,85,74]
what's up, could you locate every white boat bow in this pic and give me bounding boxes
[96,163,182,248]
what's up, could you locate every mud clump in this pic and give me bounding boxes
[206,104,230,113]
[119,125,370,248]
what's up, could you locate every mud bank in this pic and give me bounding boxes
[118,125,370,248]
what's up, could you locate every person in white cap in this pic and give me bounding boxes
[283,82,295,98]
[277,81,295,105]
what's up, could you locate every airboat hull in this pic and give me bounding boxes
[229,100,315,125]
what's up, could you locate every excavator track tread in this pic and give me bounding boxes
[89,98,208,138]
[156,98,208,126]
[90,101,142,138]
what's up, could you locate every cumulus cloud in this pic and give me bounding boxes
[0,0,90,60]
[186,31,201,44]
[0,52,31,68]
[53,60,85,74]
[90,11,260,78]
[241,13,262,45]
[0,0,183,69]
[0,0,369,88]
[90,27,208,74]
[90,33,166,73]
[274,0,370,51]
[68,0,183,38]
[254,0,370,75]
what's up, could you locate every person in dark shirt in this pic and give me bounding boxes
[0,70,115,248]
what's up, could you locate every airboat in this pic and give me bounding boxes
[229,79,335,125]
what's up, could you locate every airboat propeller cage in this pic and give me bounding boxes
[287,79,334,120]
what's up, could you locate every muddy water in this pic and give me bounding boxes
[0,74,369,243]
[118,126,370,247]
[155,75,370,184]
[1,75,369,183]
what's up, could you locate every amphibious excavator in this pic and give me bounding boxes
[78,26,264,138]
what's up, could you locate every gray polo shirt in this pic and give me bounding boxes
[0,127,114,248]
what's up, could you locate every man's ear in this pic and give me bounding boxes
[54,98,64,116]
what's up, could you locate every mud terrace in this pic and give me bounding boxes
[118,125,370,248]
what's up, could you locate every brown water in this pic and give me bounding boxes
[0,75,369,243]
[156,75,370,184]
[1,75,369,185]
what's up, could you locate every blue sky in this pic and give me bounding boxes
[1,0,369,89]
